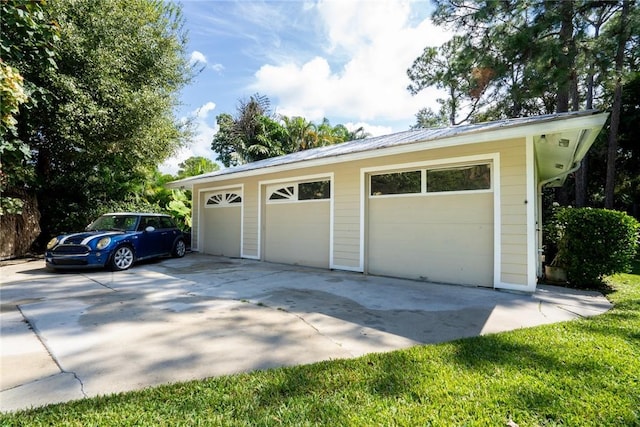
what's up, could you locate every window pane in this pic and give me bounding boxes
[299,181,330,200]
[426,164,490,192]
[269,186,294,200]
[371,171,421,195]
[207,194,222,205]
[226,193,242,204]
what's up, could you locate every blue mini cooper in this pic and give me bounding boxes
[45,212,187,271]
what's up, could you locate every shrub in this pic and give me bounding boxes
[548,207,640,287]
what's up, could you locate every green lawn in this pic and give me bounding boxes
[2,263,639,427]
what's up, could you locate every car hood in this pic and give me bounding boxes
[58,231,126,246]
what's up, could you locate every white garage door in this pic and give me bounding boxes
[367,164,494,286]
[263,180,330,268]
[201,190,242,257]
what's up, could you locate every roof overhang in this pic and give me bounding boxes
[533,115,608,187]
[167,111,609,190]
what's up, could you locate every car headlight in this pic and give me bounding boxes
[96,237,112,250]
[47,237,59,250]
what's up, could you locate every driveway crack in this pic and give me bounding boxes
[16,305,88,398]
[84,275,118,292]
[255,302,353,357]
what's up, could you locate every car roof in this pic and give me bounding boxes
[102,212,171,217]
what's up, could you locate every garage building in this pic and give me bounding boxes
[169,111,608,292]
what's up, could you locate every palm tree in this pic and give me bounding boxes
[315,117,338,147]
[281,116,317,151]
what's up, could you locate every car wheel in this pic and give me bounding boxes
[172,239,186,258]
[110,245,135,271]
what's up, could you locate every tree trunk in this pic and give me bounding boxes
[575,157,588,207]
[576,7,606,208]
[605,0,630,209]
[555,0,575,113]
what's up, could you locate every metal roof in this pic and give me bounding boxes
[169,110,603,188]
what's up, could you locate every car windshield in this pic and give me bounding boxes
[88,215,138,232]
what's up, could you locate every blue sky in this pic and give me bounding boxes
[162,0,452,173]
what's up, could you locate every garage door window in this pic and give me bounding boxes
[371,171,421,195]
[206,192,242,207]
[427,164,491,192]
[268,180,331,202]
[370,163,491,196]
[299,180,331,200]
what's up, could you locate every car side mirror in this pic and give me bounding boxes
[145,226,155,232]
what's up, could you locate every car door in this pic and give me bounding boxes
[158,216,180,254]
[135,216,166,258]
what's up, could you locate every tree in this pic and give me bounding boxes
[5,0,193,242]
[211,94,286,166]
[281,115,316,151]
[211,113,244,167]
[616,73,640,216]
[408,35,490,125]
[211,95,365,167]
[410,0,639,212]
[605,0,633,209]
[176,156,219,179]
[411,107,450,129]
[0,0,59,216]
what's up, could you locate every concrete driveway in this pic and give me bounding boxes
[0,253,612,412]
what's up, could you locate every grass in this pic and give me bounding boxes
[2,263,639,426]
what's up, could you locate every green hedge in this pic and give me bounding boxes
[548,207,639,286]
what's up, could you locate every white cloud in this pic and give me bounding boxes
[251,0,452,127]
[344,122,393,137]
[160,102,220,175]
[211,63,225,73]
[189,50,207,65]
[196,101,217,119]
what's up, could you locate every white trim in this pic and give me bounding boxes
[492,154,501,289]
[197,184,244,257]
[204,191,243,208]
[257,181,262,260]
[359,170,366,272]
[329,177,335,269]
[361,153,500,286]
[258,172,334,267]
[369,189,493,199]
[190,190,198,251]
[265,179,332,204]
[526,135,538,291]
[260,172,332,185]
[367,162,493,197]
